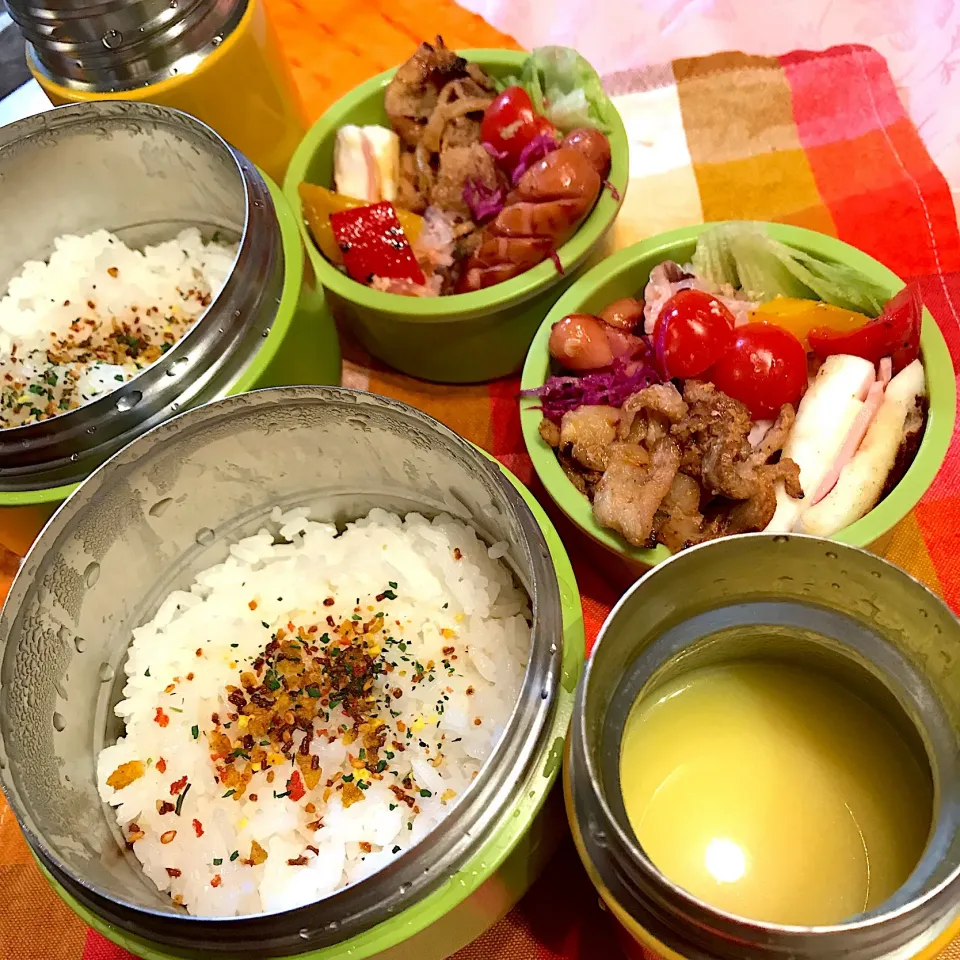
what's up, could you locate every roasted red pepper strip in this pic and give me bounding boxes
[808,283,922,374]
[330,202,425,287]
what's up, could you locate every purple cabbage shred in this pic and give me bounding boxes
[602,179,621,202]
[511,134,560,185]
[463,178,506,222]
[520,357,661,423]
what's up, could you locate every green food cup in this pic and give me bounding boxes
[283,49,628,385]
[520,222,955,569]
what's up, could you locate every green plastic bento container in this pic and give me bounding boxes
[283,49,628,385]
[0,174,342,554]
[520,222,956,568]
[30,457,586,960]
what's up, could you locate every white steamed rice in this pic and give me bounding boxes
[0,227,236,427]
[96,508,530,916]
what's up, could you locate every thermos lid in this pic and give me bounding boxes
[5,0,247,91]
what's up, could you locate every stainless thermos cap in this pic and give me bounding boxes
[4,0,247,91]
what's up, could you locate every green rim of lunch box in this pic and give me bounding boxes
[0,171,334,508]
[34,456,586,960]
[282,49,628,383]
[520,222,956,564]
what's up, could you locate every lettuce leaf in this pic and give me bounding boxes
[500,47,613,133]
[691,223,890,317]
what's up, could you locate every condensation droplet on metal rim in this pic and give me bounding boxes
[98,662,115,682]
[52,712,66,732]
[195,527,215,546]
[297,929,310,941]
[70,453,79,462]
[74,636,87,653]
[101,29,122,48]
[84,562,101,587]
[773,535,789,544]
[212,35,222,45]
[116,391,142,412]
[149,498,173,518]
[826,550,838,560]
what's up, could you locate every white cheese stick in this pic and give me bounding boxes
[799,360,926,536]
[333,124,400,203]
[765,354,876,533]
[362,125,400,202]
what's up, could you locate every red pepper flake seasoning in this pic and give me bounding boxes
[154,707,169,727]
[330,202,426,288]
[164,683,176,694]
[287,770,306,802]
[248,600,258,610]
[287,855,309,866]
[453,548,462,560]
[473,718,482,726]
[160,830,177,844]
[195,648,203,657]
[165,867,182,878]
[211,874,222,888]
[307,845,319,855]
[126,822,145,844]
[249,793,258,802]
[156,758,167,774]
[323,598,335,607]
[186,672,194,681]
[358,841,372,854]
[157,800,175,815]
[107,267,119,278]
[192,819,204,838]
[170,776,188,796]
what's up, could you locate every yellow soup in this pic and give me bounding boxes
[619,661,932,926]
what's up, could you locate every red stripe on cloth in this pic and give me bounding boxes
[82,930,135,960]
[780,45,904,147]
[490,376,535,488]
[783,46,960,279]
[911,271,960,611]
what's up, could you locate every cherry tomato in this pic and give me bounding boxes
[705,322,807,419]
[653,289,736,378]
[481,87,557,169]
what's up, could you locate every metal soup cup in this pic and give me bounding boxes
[567,533,960,960]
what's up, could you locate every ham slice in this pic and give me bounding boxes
[764,354,876,533]
[810,379,886,505]
[799,360,926,536]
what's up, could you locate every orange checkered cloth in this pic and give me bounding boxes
[3,2,960,958]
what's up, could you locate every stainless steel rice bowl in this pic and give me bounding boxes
[0,386,581,959]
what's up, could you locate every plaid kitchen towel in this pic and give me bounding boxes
[2,6,959,958]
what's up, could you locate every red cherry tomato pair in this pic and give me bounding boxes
[481,87,558,169]
[654,289,807,419]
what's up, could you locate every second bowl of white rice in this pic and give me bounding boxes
[0,387,581,960]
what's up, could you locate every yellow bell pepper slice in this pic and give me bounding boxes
[750,297,871,350]
[298,183,423,265]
